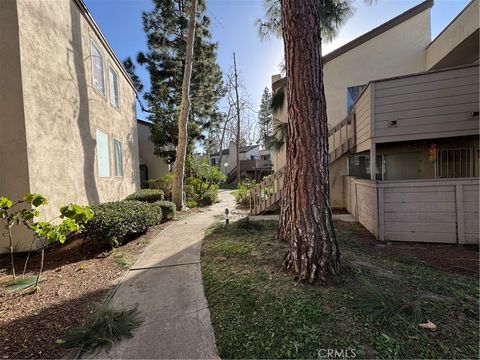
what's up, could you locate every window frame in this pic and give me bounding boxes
[435,147,473,179]
[91,40,106,96]
[109,65,121,110]
[96,129,111,178]
[346,84,366,114]
[113,138,124,177]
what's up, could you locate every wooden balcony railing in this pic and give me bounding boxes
[328,113,355,162]
[250,167,284,215]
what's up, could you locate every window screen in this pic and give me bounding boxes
[96,130,110,177]
[113,139,123,177]
[91,41,105,95]
[109,67,120,109]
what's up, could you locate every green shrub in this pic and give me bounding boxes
[156,200,176,220]
[199,189,219,206]
[125,189,164,203]
[157,173,174,201]
[233,180,256,205]
[185,199,198,208]
[87,200,162,246]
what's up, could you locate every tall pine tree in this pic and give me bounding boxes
[137,0,223,163]
[258,87,273,148]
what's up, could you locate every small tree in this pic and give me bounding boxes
[29,203,93,289]
[1,193,48,280]
[258,87,273,148]
[172,0,198,210]
[1,193,93,290]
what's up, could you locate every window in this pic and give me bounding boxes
[109,66,120,109]
[96,130,110,177]
[347,85,366,113]
[436,148,473,178]
[348,154,383,180]
[91,41,105,95]
[113,139,123,177]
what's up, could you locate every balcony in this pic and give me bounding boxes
[328,64,479,158]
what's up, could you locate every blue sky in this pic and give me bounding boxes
[85,0,470,120]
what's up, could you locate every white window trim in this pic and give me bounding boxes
[91,40,106,97]
[109,65,121,110]
[113,138,124,177]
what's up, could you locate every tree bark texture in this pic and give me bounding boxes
[172,0,198,210]
[233,53,241,184]
[278,0,342,285]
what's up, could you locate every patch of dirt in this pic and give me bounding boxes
[335,220,479,277]
[0,218,177,359]
[351,260,401,280]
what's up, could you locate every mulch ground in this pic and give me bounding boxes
[0,210,194,359]
[336,221,479,277]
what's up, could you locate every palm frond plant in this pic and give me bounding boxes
[353,277,424,324]
[61,306,143,353]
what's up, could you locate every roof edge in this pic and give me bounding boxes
[72,0,137,92]
[427,0,477,49]
[323,0,434,63]
[137,118,152,126]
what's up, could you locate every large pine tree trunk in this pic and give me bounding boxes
[278,0,342,285]
[172,0,197,210]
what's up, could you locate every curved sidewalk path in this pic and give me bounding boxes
[93,191,236,359]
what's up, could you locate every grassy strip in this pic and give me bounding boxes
[201,219,479,359]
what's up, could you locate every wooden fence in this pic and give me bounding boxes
[344,176,479,244]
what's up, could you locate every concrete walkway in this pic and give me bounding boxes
[92,191,236,359]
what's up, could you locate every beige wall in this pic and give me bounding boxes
[373,65,479,144]
[0,0,33,253]
[324,9,431,128]
[344,176,479,244]
[0,0,139,253]
[379,178,479,244]
[343,176,378,236]
[426,0,479,70]
[329,155,348,208]
[138,122,170,183]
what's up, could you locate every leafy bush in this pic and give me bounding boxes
[185,199,198,208]
[125,189,164,203]
[156,173,174,201]
[182,159,223,208]
[188,158,226,185]
[157,200,176,220]
[199,189,219,206]
[87,200,162,246]
[233,180,257,205]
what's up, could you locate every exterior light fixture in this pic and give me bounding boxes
[225,208,229,224]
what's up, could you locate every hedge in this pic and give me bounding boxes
[87,200,162,246]
[125,189,164,203]
[156,200,176,220]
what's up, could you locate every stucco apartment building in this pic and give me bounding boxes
[137,119,170,188]
[254,0,479,244]
[0,0,140,252]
